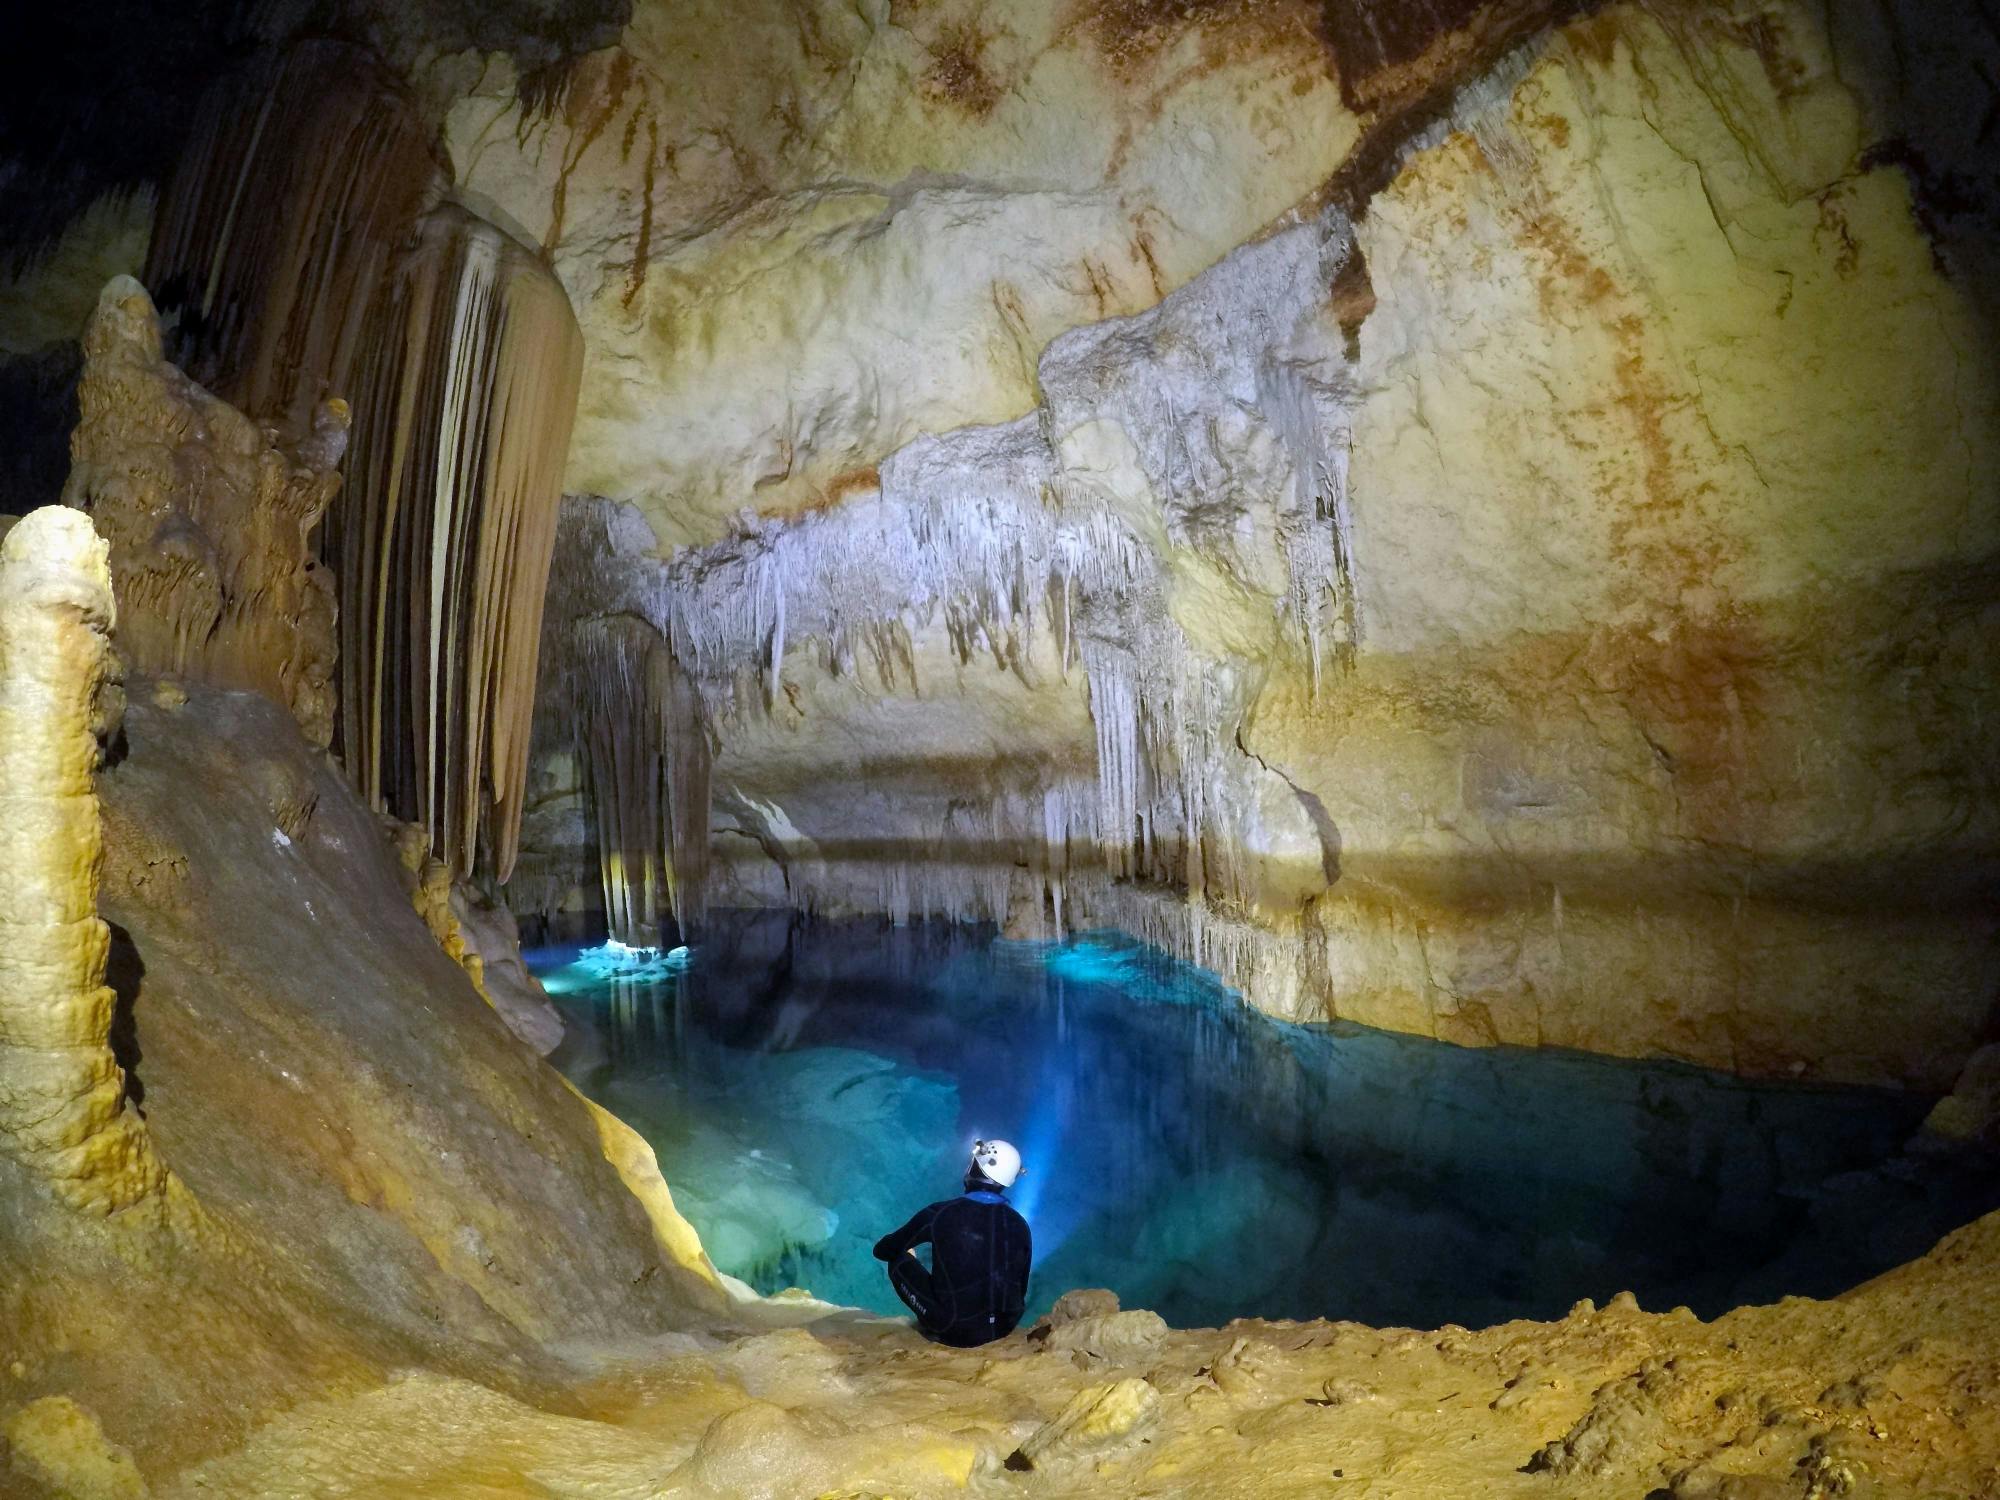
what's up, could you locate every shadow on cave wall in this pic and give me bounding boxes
[104,920,147,1111]
[1828,1,2000,354]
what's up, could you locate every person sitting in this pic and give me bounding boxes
[873,1138,1032,1347]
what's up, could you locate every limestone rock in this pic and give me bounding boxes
[61,277,342,749]
[1005,1376,1162,1473]
[1917,1045,2000,1158]
[0,506,174,1215]
[1524,1363,1673,1478]
[449,888,564,1057]
[1038,1287,1122,1328]
[1037,1309,1171,1367]
[3,1395,147,1500]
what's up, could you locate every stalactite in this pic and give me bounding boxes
[1263,356,1362,690]
[143,40,446,438]
[573,614,711,944]
[0,507,178,1215]
[63,276,344,748]
[1084,651,1142,879]
[333,204,584,880]
[530,218,1363,969]
[148,44,579,887]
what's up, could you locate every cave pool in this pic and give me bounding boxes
[529,914,1998,1330]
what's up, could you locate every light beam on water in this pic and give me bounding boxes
[530,914,1996,1329]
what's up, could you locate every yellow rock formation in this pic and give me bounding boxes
[0,506,172,1215]
[62,278,343,749]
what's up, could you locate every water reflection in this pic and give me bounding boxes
[531,913,1997,1329]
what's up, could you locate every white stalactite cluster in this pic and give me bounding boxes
[546,208,1369,964]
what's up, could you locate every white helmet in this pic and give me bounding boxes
[969,1138,1022,1188]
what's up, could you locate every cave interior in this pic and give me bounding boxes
[0,0,1998,1496]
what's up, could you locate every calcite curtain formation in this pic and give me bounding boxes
[144,41,447,439]
[0,507,171,1214]
[333,206,583,880]
[573,614,711,943]
[139,44,583,882]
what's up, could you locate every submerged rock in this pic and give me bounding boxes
[1918,1045,2000,1159]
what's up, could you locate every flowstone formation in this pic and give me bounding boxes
[61,278,344,748]
[525,0,2000,1087]
[0,519,746,1486]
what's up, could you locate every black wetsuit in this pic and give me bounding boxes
[873,1188,1032,1346]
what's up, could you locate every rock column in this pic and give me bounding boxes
[0,506,169,1213]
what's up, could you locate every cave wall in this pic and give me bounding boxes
[443,0,1363,547]
[523,0,2000,1088]
[4,0,1993,1087]
[1247,4,2000,1079]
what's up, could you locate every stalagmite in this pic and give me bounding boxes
[333,205,584,880]
[63,276,344,747]
[144,40,446,438]
[0,507,173,1214]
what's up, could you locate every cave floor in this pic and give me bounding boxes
[160,1210,2000,1500]
[13,681,1989,1499]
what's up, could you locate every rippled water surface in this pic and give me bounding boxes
[530,914,1994,1328]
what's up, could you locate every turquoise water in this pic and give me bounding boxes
[530,913,1995,1329]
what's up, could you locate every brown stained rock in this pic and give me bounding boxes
[1329,240,1376,359]
[62,278,342,752]
[921,17,1006,118]
[1319,0,1574,113]
[1071,0,1334,83]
